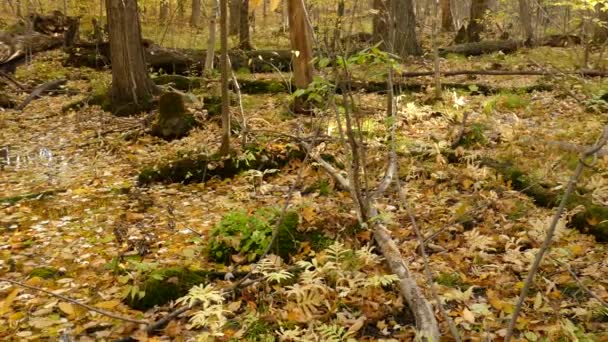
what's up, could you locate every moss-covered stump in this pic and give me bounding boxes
[483,159,608,242]
[124,267,210,310]
[150,92,195,140]
[138,144,304,185]
[152,75,202,91]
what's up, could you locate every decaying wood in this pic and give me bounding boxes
[439,40,520,56]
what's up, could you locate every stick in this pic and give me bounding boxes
[17,79,67,110]
[0,277,147,325]
[504,126,608,341]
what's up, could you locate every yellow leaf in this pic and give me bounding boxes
[95,300,121,309]
[58,302,75,317]
[302,207,316,223]
[462,307,475,323]
[269,0,282,12]
[0,288,20,315]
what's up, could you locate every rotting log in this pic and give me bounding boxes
[439,40,520,56]
[64,41,294,74]
[481,158,608,242]
[137,144,304,185]
[0,33,64,73]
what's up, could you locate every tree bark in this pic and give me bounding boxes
[159,0,169,22]
[391,0,421,56]
[238,0,253,49]
[518,0,533,43]
[440,0,453,31]
[205,0,218,73]
[372,0,387,45]
[229,0,240,36]
[105,0,156,116]
[594,4,608,43]
[288,0,313,113]
[288,0,313,89]
[220,0,231,155]
[191,0,201,27]
[467,0,489,42]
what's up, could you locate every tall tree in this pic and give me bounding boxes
[159,0,169,22]
[105,0,157,115]
[288,0,314,112]
[238,0,254,49]
[391,0,421,56]
[594,3,608,43]
[191,0,202,27]
[229,0,240,35]
[519,0,534,43]
[220,0,231,155]
[440,0,454,31]
[372,0,388,44]
[467,0,489,42]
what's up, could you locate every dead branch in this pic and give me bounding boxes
[399,69,608,78]
[17,79,67,110]
[0,277,147,325]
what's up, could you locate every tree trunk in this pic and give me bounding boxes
[519,0,533,43]
[391,0,421,56]
[159,0,169,22]
[467,0,489,42]
[372,0,387,45]
[288,0,314,111]
[220,0,231,155]
[191,0,201,27]
[440,0,453,31]
[205,0,218,73]
[229,0,240,36]
[105,0,156,116]
[594,4,608,43]
[177,0,186,20]
[238,0,253,49]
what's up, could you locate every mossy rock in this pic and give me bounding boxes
[151,92,195,140]
[28,267,61,280]
[152,75,202,91]
[124,267,210,310]
[138,144,304,185]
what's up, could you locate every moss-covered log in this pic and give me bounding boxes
[138,144,304,185]
[439,40,521,57]
[483,159,608,242]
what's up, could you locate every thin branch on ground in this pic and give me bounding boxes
[551,258,608,308]
[0,277,148,325]
[504,126,608,342]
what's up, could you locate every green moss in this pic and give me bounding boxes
[152,75,202,91]
[308,231,334,251]
[29,267,60,280]
[124,267,209,310]
[207,208,300,264]
[558,282,588,301]
[460,123,488,147]
[435,272,466,288]
[244,319,274,341]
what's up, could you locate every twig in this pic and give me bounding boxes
[504,126,608,341]
[17,79,67,111]
[551,258,608,308]
[450,111,470,149]
[0,277,147,325]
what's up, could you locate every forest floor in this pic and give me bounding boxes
[1,46,608,341]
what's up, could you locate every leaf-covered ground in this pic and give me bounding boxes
[1,48,608,341]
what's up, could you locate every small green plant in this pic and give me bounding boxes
[207,207,300,263]
[461,123,488,147]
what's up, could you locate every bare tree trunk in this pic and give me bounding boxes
[467,0,489,42]
[205,0,218,73]
[220,0,231,155]
[177,0,185,20]
[105,0,156,116]
[229,0,240,36]
[372,0,387,45]
[238,0,253,49]
[519,0,533,43]
[191,0,201,27]
[288,0,314,112]
[392,0,421,56]
[440,0,453,31]
[159,0,169,22]
[594,4,608,43]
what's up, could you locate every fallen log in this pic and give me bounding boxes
[17,79,67,110]
[0,32,64,73]
[439,40,520,57]
[399,69,608,78]
[65,41,294,74]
